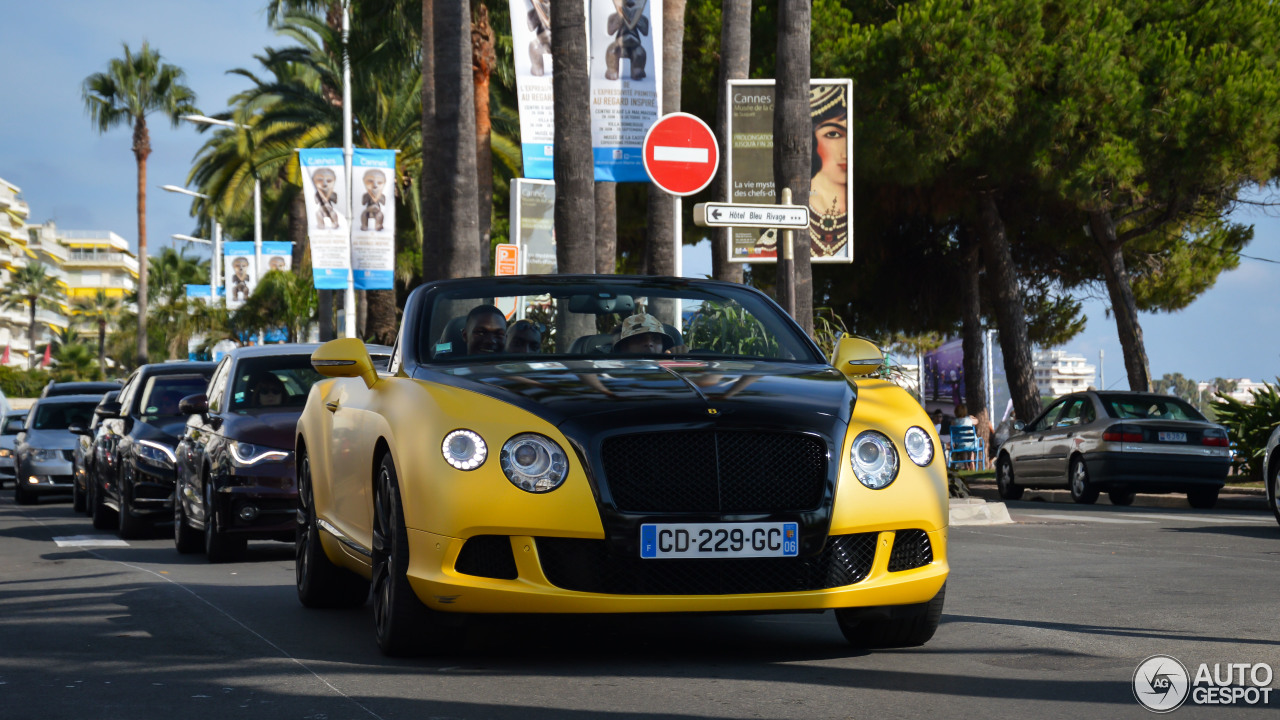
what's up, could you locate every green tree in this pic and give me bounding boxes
[235,269,318,342]
[0,264,64,370]
[71,290,124,376]
[82,41,198,365]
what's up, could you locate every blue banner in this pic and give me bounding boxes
[298,148,352,290]
[352,149,396,290]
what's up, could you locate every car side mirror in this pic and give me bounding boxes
[312,338,378,388]
[95,401,122,419]
[1013,421,1025,432]
[69,423,90,436]
[179,393,209,416]
[831,337,884,379]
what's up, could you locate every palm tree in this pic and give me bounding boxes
[434,1,481,279]
[238,269,318,342]
[82,42,198,365]
[773,1,813,334]
[71,290,123,376]
[0,264,64,370]
[711,0,749,283]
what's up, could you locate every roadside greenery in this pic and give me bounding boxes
[1209,379,1280,482]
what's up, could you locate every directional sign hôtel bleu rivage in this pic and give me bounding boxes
[692,202,809,229]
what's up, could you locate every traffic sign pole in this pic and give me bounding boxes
[779,188,795,317]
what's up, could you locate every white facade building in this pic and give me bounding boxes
[1033,349,1097,397]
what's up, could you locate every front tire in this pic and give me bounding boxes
[1069,457,1099,505]
[836,583,946,649]
[1187,486,1219,510]
[296,450,368,608]
[204,482,245,563]
[117,472,146,540]
[14,481,33,505]
[174,485,201,554]
[91,478,115,529]
[73,477,86,513]
[373,453,439,656]
[996,455,1024,500]
[1269,461,1280,528]
[1107,490,1136,506]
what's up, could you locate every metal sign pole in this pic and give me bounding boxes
[780,187,795,317]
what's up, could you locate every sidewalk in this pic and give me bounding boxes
[963,477,1270,512]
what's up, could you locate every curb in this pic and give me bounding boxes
[949,498,1015,526]
[964,481,1270,512]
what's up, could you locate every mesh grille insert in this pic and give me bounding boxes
[887,529,933,572]
[455,535,518,580]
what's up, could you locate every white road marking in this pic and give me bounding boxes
[53,535,129,547]
[653,146,708,163]
[1017,513,1154,524]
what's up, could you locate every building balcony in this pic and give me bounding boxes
[63,250,140,274]
[59,230,132,253]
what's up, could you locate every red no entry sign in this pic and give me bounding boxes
[642,112,720,197]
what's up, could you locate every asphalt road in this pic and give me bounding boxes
[1,490,1276,720]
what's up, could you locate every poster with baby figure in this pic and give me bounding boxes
[725,79,853,264]
[298,148,352,290]
[589,0,662,181]
[222,242,257,310]
[351,149,396,290]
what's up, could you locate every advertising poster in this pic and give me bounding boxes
[222,242,257,310]
[260,240,294,276]
[184,284,217,304]
[511,179,558,274]
[298,148,351,290]
[351,149,396,290]
[589,0,662,181]
[509,0,557,179]
[727,79,853,264]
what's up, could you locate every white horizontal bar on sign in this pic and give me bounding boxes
[654,146,709,163]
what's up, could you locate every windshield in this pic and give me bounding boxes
[1101,394,1205,421]
[140,375,210,418]
[420,280,818,364]
[32,402,97,430]
[230,356,323,410]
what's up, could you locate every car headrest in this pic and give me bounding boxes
[433,316,468,358]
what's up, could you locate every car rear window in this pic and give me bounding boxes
[32,402,98,430]
[230,356,323,411]
[1101,394,1205,421]
[140,375,211,418]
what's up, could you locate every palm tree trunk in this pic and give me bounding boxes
[774,0,813,335]
[435,0,481,279]
[133,118,151,365]
[473,2,496,276]
[960,227,990,442]
[367,289,397,345]
[97,319,107,375]
[551,0,595,347]
[711,0,749,284]
[644,0,686,279]
[420,0,441,282]
[27,299,37,371]
[1089,209,1152,392]
[978,191,1040,424]
[595,182,617,274]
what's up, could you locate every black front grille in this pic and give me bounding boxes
[600,431,828,513]
[887,529,933,572]
[536,534,876,595]
[455,535,518,580]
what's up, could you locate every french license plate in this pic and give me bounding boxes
[1158,431,1187,442]
[640,522,799,559]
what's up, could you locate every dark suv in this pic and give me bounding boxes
[89,362,216,538]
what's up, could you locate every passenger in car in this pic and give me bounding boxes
[463,305,508,355]
[504,319,543,354]
[252,374,286,407]
[612,313,674,354]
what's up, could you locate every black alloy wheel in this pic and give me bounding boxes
[13,477,33,505]
[836,583,946,648]
[1107,490,1136,506]
[117,469,146,540]
[372,453,439,656]
[1069,457,1100,505]
[174,481,201,554]
[204,481,245,563]
[1270,460,1280,528]
[1186,486,1219,510]
[72,475,86,513]
[295,451,368,608]
[996,455,1023,500]
[91,475,115,529]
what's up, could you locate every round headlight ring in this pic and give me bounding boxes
[441,429,487,471]
[904,426,934,467]
[501,433,569,493]
[850,430,899,490]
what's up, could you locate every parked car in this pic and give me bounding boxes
[71,391,119,513]
[41,380,122,399]
[994,390,1232,508]
[88,362,217,537]
[296,275,949,655]
[174,344,326,562]
[1265,425,1280,529]
[0,410,30,488]
[13,396,101,504]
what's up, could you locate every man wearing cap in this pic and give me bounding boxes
[613,313,674,354]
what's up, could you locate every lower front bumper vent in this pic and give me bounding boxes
[455,535,518,580]
[535,533,877,595]
[887,529,933,572]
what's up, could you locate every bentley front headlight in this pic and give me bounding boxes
[850,430,899,489]
[500,433,568,493]
[903,426,934,467]
[441,429,487,470]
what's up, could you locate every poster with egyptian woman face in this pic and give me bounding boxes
[726,79,854,263]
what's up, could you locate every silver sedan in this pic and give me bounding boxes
[1265,425,1280,529]
[994,391,1232,509]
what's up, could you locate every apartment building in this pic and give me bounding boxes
[1033,349,1097,397]
[56,228,139,300]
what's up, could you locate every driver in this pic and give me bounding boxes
[252,374,286,407]
[463,305,508,355]
[612,313,674,355]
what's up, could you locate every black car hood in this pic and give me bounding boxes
[417,358,854,438]
[220,409,301,451]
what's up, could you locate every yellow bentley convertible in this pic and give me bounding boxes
[296,275,949,655]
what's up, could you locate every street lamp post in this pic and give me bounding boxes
[161,185,222,304]
[341,0,357,340]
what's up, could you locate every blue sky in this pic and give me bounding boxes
[3,2,1278,385]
